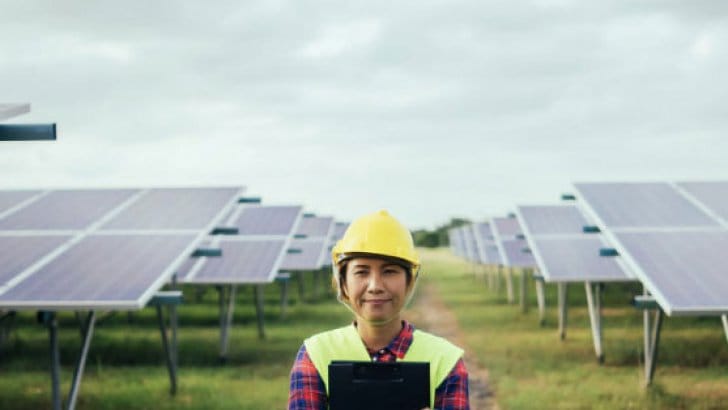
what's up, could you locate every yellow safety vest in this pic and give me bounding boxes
[304,324,464,409]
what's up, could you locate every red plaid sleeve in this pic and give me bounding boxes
[433,358,469,410]
[288,344,327,410]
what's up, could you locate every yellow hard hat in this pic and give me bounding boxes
[331,209,420,274]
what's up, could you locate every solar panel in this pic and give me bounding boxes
[0,187,244,310]
[490,216,534,267]
[232,205,304,235]
[101,187,240,230]
[492,217,522,238]
[500,238,536,268]
[0,103,30,121]
[183,239,287,284]
[614,231,728,314]
[460,224,479,262]
[473,222,503,265]
[331,222,348,242]
[0,235,71,287]
[0,190,43,215]
[516,205,632,283]
[179,204,303,283]
[574,182,717,229]
[676,181,728,225]
[0,234,195,309]
[280,238,328,271]
[517,205,589,235]
[574,182,728,315]
[0,189,138,230]
[296,216,335,237]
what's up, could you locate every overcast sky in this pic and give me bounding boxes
[2,1,728,229]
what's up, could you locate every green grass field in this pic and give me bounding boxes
[0,248,726,409]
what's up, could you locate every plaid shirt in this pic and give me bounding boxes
[288,321,469,410]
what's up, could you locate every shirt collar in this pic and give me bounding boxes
[358,320,415,360]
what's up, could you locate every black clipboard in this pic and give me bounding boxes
[328,361,429,410]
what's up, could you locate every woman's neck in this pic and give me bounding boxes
[356,318,403,351]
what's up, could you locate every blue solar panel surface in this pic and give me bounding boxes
[517,205,588,235]
[0,235,71,287]
[233,205,303,235]
[500,238,536,268]
[280,238,327,271]
[0,189,138,230]
[0,187,244,310]
[185,239,287,284]
[574,183,716,228]
[0,190,42,215]
[492,217,522,238]
[574,182,728,315]
[296,216,334,237]
[179,204,302,283]
[516,205,632,282]
[101,188,239,230]
[677,181,728,224]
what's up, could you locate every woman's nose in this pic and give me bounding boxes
[366,271,384,292]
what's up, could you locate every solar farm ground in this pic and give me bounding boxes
[1,248,726,409]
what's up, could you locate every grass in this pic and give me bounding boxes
[0,250,726,409]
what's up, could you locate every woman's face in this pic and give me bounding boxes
[342,256,410,326]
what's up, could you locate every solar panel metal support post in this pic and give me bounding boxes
[313,270,320,299]
[155,304,177,394]
[494,265,501,293]
[254,285,266,339]
[535,276,546,326]
[66,311,96,410]
[584,282,604,364]
[276,273,291,318]
[643,307,664,387]
[297,272,306,302]
[721,315,728,345]
[519,269,528,313]
[506,266,514,304]
[217,285,237,361]
[0,310,16,350]
[557,283,568,340]
[46,312,61,410]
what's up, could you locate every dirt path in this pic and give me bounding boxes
[404,281,499,410]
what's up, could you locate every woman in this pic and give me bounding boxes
[288,210,469,410]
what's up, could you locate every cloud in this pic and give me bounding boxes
[2,1,728,228]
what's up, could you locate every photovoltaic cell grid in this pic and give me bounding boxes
[473,222,501,265]
[490,216,535,268]
[179,205,304,284]
[0,190,42,215]
[0,187,243,310]
[574,182,728,315]
[281,215,335,270]
[515,205,632,283]
[460,224,480,263]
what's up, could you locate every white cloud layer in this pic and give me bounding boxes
[2,0,728,228]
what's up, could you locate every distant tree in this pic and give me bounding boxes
[412,217,472,247]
